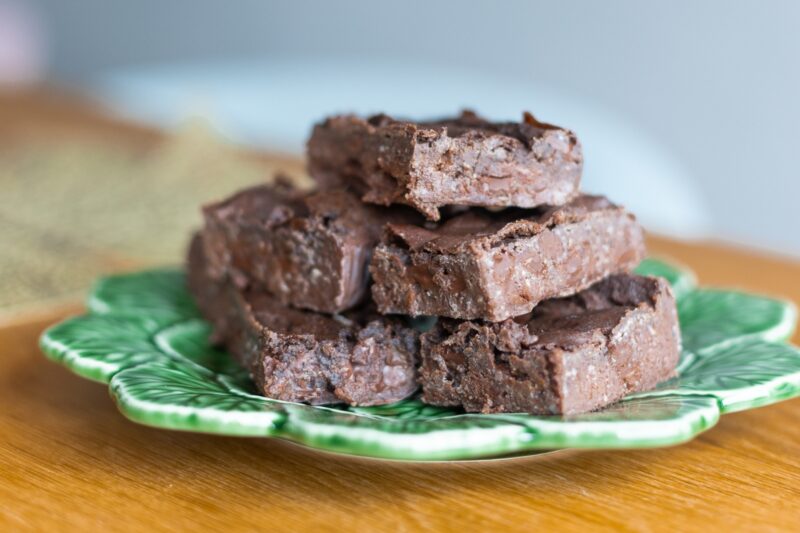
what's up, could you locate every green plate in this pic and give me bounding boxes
[40,259,800,461]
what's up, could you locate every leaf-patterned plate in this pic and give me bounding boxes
[39,259,800,461]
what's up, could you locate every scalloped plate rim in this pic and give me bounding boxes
[38,258,800,461]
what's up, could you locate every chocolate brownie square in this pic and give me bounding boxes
[419,274,681,414]
[307,111,582,220]
[187,234,419,406]
[201,179,418,314]
[370,195,645,321]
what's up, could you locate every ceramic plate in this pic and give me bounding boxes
[40,259,800,461]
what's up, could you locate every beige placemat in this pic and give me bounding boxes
[0,121,305,324]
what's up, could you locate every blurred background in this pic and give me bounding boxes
[1,0,799,319]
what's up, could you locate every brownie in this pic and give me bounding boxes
[307,110,583,220]
[419,274,681,415]
[201,178,419,314]
[187,234,419,406]
[370,195,645,321]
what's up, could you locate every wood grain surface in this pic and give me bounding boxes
[1,89,799,532]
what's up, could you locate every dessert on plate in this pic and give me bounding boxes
[186,110,680,414]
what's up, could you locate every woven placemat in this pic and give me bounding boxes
[0,122,305,324]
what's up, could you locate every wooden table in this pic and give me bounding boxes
[1,89,799,531]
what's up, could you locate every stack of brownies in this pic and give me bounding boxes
[187,111,681,415]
